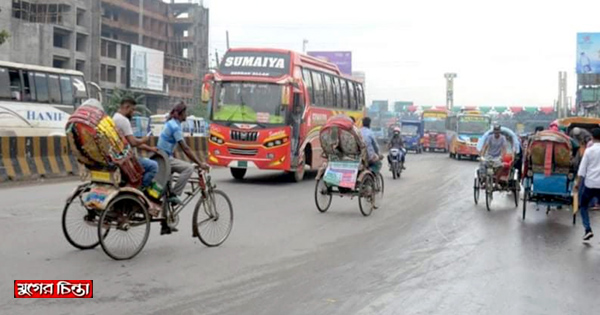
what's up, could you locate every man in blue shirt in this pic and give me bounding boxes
[157,103,209,234]
[361,117,382,173]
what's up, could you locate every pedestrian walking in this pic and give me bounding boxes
[574,128,600,241]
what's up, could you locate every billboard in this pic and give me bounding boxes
[577,33,600,74]
[307,51,352,75]
[130,45,164,91]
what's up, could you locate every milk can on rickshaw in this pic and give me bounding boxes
[314,116,384,216]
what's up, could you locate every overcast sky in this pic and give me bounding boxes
[207,0,600,107]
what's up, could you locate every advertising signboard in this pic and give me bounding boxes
[130,45,164,91]
[307,51,352,75]
[577,33,600,74]
[219,51,291,77]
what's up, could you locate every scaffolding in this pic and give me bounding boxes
[11,1,72,25]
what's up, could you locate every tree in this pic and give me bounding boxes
[0,30,9,45]
[189,100,209,119]
[105,89,151,117]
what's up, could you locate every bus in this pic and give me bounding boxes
[150,114,206,137]
[421,109,449,152]
[0,61,99,136]
[203,48,366,181]
[447,110,491,160]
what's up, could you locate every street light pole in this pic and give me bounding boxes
[444,73,457,110]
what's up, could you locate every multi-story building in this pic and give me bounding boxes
[0,0,209,113]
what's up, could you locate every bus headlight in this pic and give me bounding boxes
[264,137,288,148]
[214,149,221,155]
[267,153,275,159]
[210,134,224,145]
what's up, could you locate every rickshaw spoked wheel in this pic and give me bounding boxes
[522,188,529,220]
[358,174,376,217]
[473,178,480,205]
[98,194,151,261]
[485,176,493,211]
[314,179,332,213]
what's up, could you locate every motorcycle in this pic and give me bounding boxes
[389,148,405,179]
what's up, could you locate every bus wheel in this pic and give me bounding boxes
[230,168,246,180]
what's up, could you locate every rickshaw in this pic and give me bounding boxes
[521,130,577,222]
[62,102,233,260]
[473,127,521,211]
[400,120,424,153]
[314,116,384,216]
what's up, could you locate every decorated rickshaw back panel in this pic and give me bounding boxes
[65,105,143,186]
[528,131,572,175]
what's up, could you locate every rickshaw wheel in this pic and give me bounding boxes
[98,194,151,261]
[314,179,332,213]
[473,178,480,205]
[358,174,376,217]
[62,190,101,250]
[485,177,493,211]
[522,188,529,220]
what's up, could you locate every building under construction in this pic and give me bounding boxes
[0,0,209,113]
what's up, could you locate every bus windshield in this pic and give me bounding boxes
[424,120,446,132]
[212,82,285,124]
[458,116,490,134]
[401,124,419,135]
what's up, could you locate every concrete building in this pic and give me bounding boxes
[0,0,209,114]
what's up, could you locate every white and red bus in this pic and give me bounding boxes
[203,48,365,181]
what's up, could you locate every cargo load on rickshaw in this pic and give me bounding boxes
[65,99,143,187]
[522,130,577,222]
[315,115,383,217]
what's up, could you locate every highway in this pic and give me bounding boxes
[2,153,599,315]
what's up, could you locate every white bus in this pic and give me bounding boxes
[150,114,206,137]
[0,61,99,136]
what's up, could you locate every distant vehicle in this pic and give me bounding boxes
[150,113,206,137]
[421,109,449,152]
[131,116,150,138]
[0,61,101,136]
[204,47,366,182]
[447,111,491,160]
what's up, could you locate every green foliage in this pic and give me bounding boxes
[105,89,151,117]
[0,30,9,45]
[189,100,210,119]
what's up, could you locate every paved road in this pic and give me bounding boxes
[2,154,599,315]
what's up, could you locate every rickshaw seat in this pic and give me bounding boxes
[149,150,171,189]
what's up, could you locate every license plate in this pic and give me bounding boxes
[238,161,248,168]
[90,171,111,182]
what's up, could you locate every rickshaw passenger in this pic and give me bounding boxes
[387,127,406,170]
[112,97,159,189]
[361,117,382,173]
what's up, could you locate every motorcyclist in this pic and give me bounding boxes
[387,127,407,170]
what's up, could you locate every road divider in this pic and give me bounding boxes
[0,136,207,183]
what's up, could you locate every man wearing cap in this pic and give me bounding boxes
[574,128,600,241]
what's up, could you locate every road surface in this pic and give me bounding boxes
[1,154,599,315]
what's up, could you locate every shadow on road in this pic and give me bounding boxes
[221,171,317,186]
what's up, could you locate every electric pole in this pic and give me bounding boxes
[303,39,308,53]
[444,73,457,110]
